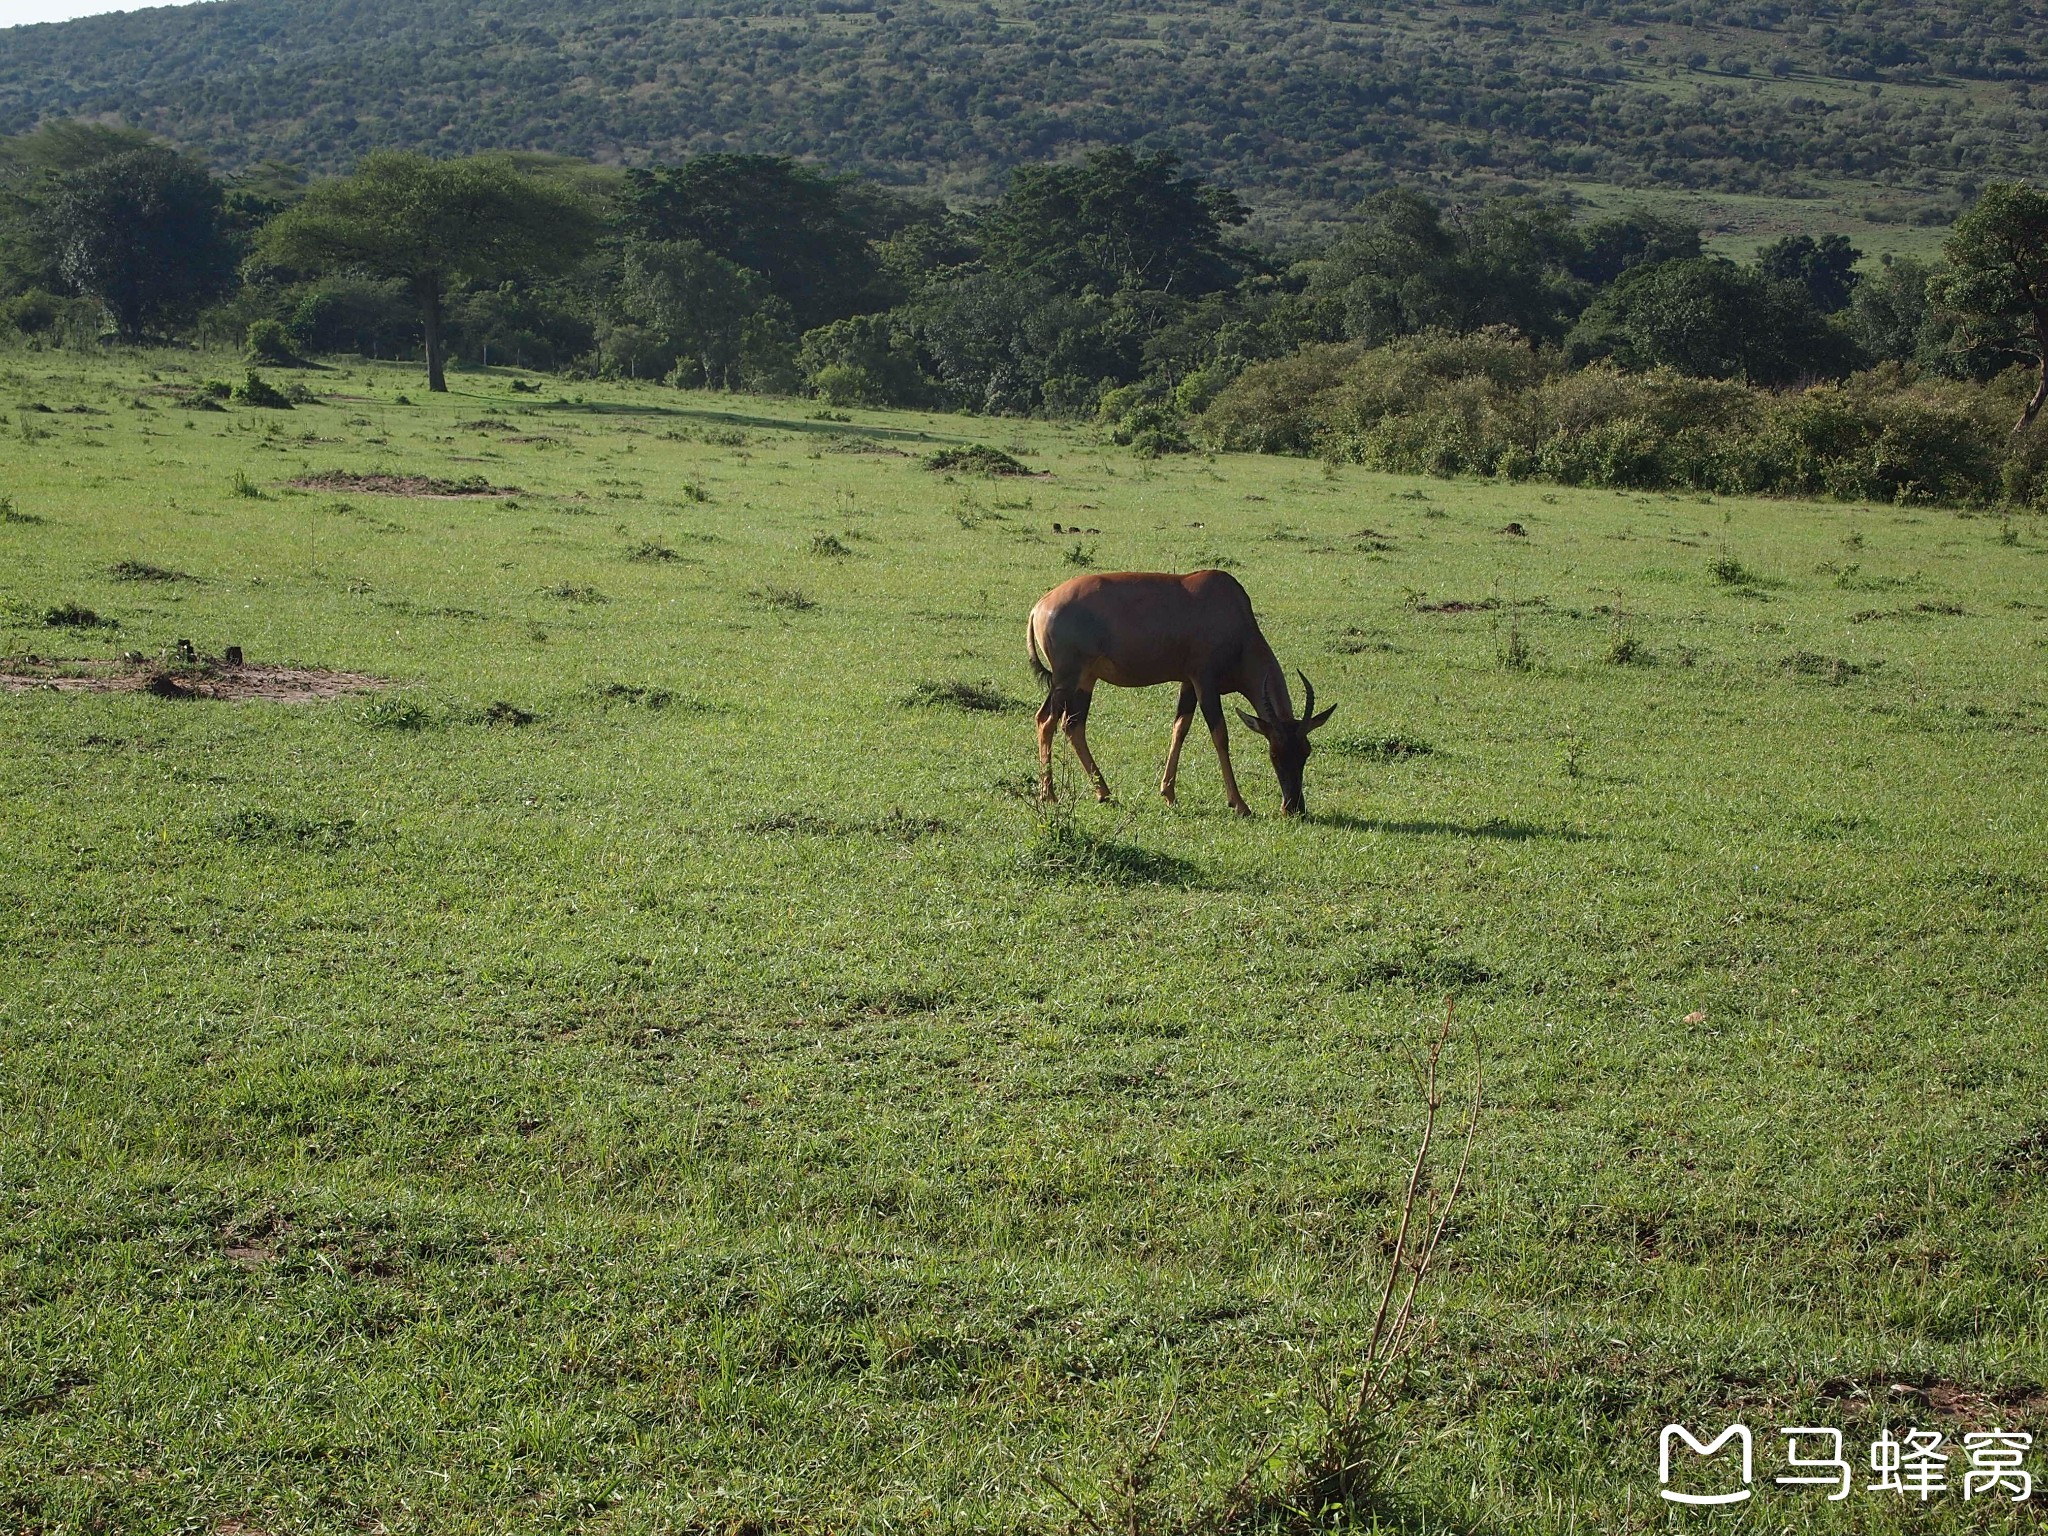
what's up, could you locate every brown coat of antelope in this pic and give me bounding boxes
[1027,568,1335,816]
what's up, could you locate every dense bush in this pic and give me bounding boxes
[1198,331,2047,508]
[798,313,928,407]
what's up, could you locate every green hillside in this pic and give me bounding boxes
[1,0,2044,235]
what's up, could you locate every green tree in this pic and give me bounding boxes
[1566,258,1860,384]
[1569,210,1703,286]
[1308,189,1468,344]
[619,155,882,332]
[604,239,766,388]
[1933,182,2048,433]
[258,152,598,391]
[35,144,235,339]
[1756,233,1862,313]
[1310,191,1589,346]
[1843,255,1943,367]
[979,149,1249,299]
[798,313,928,406]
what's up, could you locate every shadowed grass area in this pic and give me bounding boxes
[0,350,2043,1534]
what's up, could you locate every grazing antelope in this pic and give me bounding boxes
[1027,569,1335,816]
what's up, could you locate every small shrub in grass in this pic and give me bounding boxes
[902,678,1026,713]
[1063,541,1095,567]
[0,495,37,524]
[199,380,231,400]
[924,444,1032,476]
[1326,734,1433,760]
[626,541,679,562]
[592,682,714,712]
[357,695,434,731]
[245,320,299,367]
[1708,552,1758,585]
[1606,630,1650,665]
[1496,620,1532,671]
[482,701,537,726]
[230,471,265,499]
[808,533,853,557]
[108,560,193,583]
[43,602,112,628]
[752,584,816,612]
[1781,651,1882,684]
[234,372,293,409]
[543,583,606,603]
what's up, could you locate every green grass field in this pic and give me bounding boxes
[2,352,2045,1534]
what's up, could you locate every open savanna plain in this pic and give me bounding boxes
[1,352,2045,1535]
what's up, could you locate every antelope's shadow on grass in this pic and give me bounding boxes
[1308,812,1599,842]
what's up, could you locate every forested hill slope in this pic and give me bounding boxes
[2,0,2045,218]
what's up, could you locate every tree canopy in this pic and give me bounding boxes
[258,151,598,390]
[619,155,888,333]
[1933,181,2048,432]
[1757,233,1863,313]
[37,144,235,340]
[979,150,1248,300]
[1565,258,1859,385]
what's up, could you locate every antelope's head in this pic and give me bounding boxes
[1237,671,1337,816]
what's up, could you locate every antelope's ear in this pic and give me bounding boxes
[1234,707,1269,737]
[1304,704,1337,732]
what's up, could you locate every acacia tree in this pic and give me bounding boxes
[259,152,596,391]
[1934,182,2048,434]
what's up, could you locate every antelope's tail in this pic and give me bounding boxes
[1026,615,1053,687]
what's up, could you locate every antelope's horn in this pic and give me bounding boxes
[1297,669,1315,721]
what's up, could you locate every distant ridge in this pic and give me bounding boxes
[2,0,2044,219]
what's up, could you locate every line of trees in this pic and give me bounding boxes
[3,122,2046,502]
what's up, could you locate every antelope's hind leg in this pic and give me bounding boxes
[1160,681,1196,804]
[1062,687,1113,803]
[1036,686,1068,803]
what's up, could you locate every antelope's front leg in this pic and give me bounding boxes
[1160,682,1196,804]
[1197,686,1251,816]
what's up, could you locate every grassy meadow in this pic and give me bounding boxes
[1,351,2045,1534]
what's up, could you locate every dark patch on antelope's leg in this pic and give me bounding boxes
[1198,685,1251,816]
[1160,681,1196,804]
[1062,688,1112,802]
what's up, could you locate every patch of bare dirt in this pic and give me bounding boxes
[0,654,388,702]
[287,471,520,498]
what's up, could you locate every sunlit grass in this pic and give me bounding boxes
[1,350,2044,1533]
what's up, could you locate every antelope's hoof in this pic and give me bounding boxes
[1230,802,1252,818]
[1094,790,1113,804]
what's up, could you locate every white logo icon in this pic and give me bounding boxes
[1660,1424,1754,1506]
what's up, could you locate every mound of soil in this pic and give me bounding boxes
[288,471,520,498]
[0,655,388,702]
